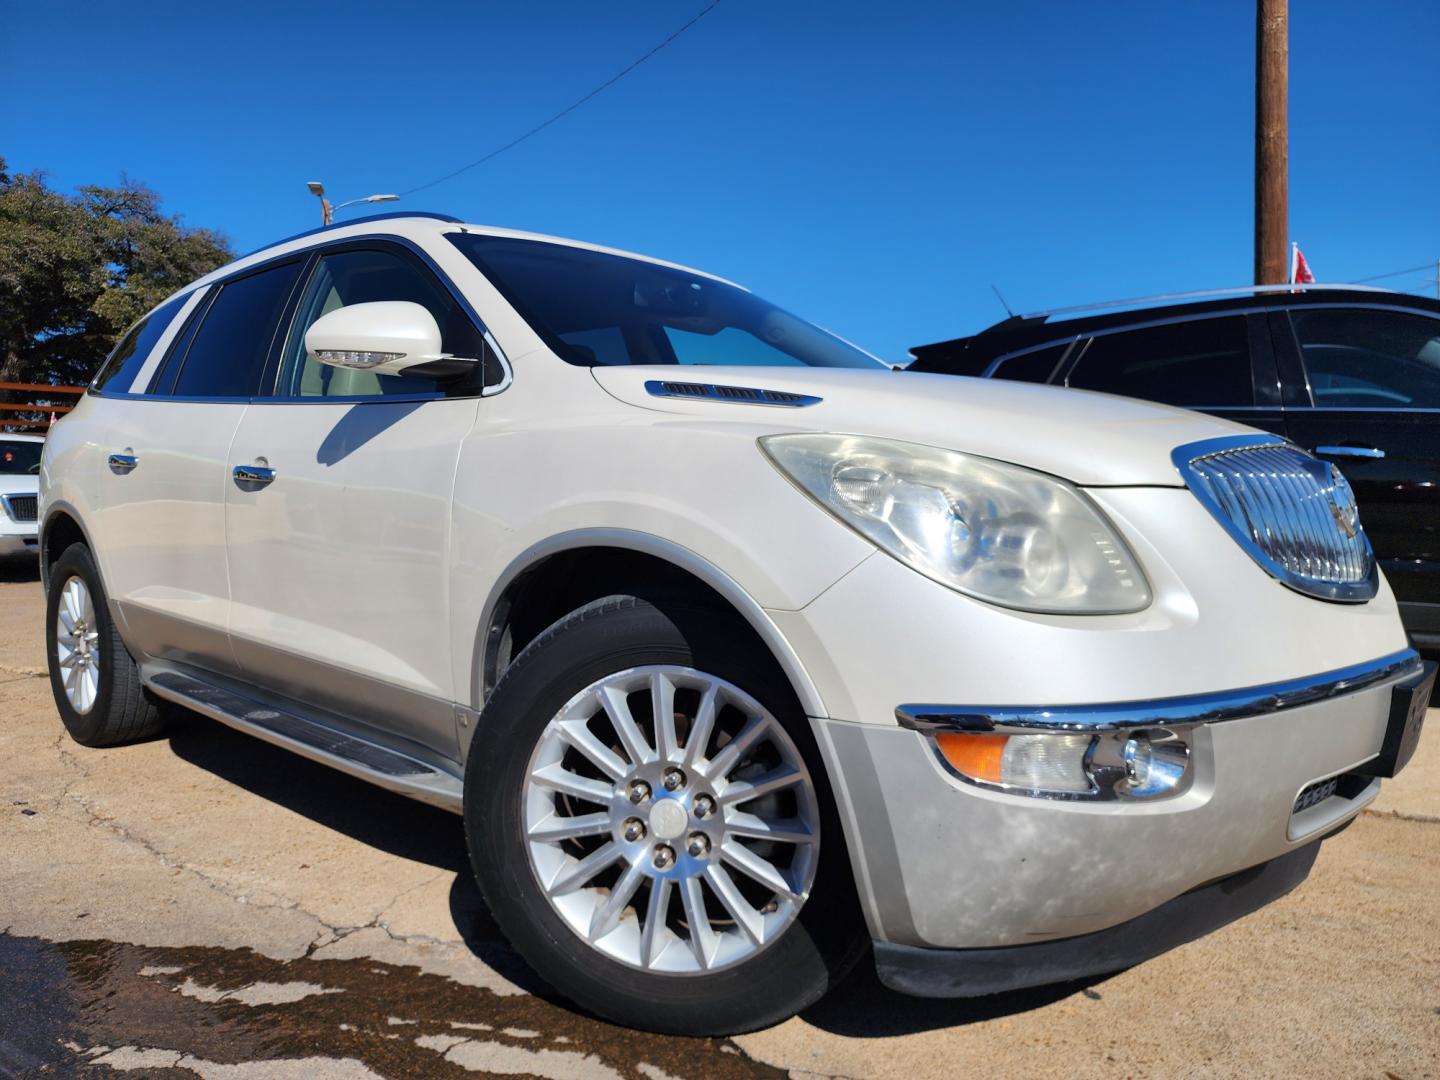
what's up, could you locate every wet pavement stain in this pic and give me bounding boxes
[0,933,790,1079]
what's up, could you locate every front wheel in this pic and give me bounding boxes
[464,594,864,1034]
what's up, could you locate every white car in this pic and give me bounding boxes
[0,432,43,558]
[39,213,1434,1034]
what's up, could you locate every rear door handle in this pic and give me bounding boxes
[108,452,138,473]
[1315,445,1386,459]
[233,463,276,487]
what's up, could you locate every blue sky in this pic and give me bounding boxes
[5,1,1437,362]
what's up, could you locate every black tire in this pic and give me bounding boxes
[46,542,165,747]
[464,593,866,1035]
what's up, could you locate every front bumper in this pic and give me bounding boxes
[873,838,1323,997]
[0,533,38,558]
[810,649,1423,952]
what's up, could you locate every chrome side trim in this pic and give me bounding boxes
[643,379,821,407]
[896,648,1422,733]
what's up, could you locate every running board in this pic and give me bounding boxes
[145,668,464,813]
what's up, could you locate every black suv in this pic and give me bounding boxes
[909,287,1440,649]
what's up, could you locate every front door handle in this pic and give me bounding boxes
[233,463,276,487]
[1315,445,1386,460]
[108,452,138,474]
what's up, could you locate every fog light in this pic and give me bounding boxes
[1118,731,1189,798]
[935,732,1093,793]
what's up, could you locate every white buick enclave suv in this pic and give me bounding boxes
[39,213,1433,1034]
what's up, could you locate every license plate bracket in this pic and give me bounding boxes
[1356,660,1435,779]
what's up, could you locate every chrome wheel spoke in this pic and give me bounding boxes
[650,671,680,762]
[703,863,765,946]
[723,810,815,845]
[530,762,614,805]
[640,877,672,966]
[682,684,719,768]
[704,715,769,780]
[598,684,655,766]
[527,811,612,843]
[722,840,797,901]
[556,719,628,782]
[547,841,624,896]
[679,876,717,970]
[589,860,647,939]
[719,764,804,807]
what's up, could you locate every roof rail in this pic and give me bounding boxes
[242,211,464,258]
[1018,282,1396,323]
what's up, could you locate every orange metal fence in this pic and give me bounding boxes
[0,382,86,433]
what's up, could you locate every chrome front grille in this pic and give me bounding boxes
[1173,435,1376,602]
[1,494,37,523]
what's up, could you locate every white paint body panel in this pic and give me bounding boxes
[38,215,1419,956]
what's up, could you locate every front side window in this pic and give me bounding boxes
[447,234,887,370]
[0,439,42,475]
[274,247,489,399]
[1065,317,1253,407]
[1291,308,1440,408]
[92,292,190,393]
[167,260,305,398]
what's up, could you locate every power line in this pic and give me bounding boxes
[1350,262,1435,284]
[400,2,722,198]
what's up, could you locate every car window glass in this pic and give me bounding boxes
[447,234,886,369]
[170,261,304,398]
[92,292,190,393]
[991,342,1069,383]
[0,439,43,475]
[663,325,807,367]
[1066,317,1253,407]
[1291,308,1440,408]
[275,248,487,399]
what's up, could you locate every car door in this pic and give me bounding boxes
[88,258,305,676]
[1056,313,1288,438]
[224,241,490,760]
[1272,305,1440,645]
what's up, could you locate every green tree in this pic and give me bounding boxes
[0,156,232,388]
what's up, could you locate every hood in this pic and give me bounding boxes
[591,367,1261,487]
[0,473,39,497]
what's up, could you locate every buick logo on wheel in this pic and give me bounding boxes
[1327,466,1360,539]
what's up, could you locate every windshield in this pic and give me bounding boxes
[0,440,42,475]
[448,234,887,370]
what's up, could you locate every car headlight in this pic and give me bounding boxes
[759,433,1151,614]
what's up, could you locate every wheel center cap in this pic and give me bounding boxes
[648,798,688,840]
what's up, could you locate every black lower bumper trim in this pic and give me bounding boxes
[874,840,1322,998]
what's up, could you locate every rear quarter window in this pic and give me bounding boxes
[1065,317,1254,407]
[92,293,191,394]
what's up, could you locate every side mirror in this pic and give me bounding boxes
[306,301,475,378]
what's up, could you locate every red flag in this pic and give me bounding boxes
[1291,244,1315,284]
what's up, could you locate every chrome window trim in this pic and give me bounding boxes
[897,647,1422,733]
[1173,433,1379,603]
[980,336,1079,380]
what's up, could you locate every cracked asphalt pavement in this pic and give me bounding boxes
[2,559,1437,1078]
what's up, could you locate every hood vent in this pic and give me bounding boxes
[644,379,821,408]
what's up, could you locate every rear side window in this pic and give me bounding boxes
[991,342,1070,384]
[1291,308,1440,408]
[1065,317,1253,407]
[92,293,190,393]
[167,260,304,398]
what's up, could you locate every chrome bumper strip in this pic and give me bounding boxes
[896,648,1422,733]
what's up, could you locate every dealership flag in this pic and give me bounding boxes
[1291,243,1316,285]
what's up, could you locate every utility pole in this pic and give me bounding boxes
[1254,0,1288,285]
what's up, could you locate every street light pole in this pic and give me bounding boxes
[1254,0,1289,285]
[306,183,398,226]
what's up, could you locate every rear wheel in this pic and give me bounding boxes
[46,543,165,747]
[464,594,864,1034]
